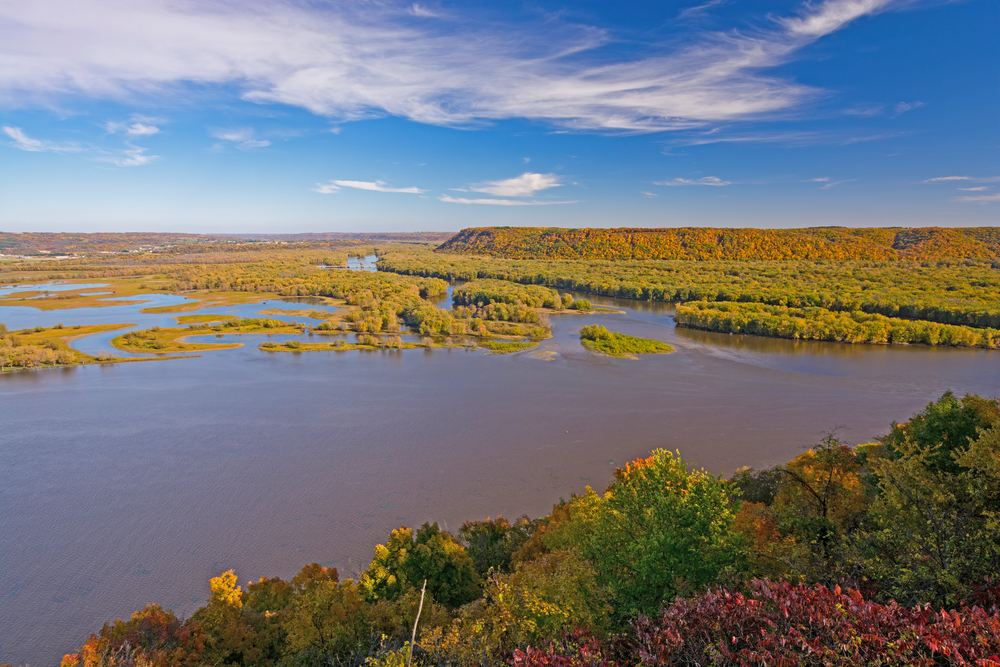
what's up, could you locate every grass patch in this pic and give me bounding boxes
[139,290,285,314]
[579,324,673,358]
[260,340,424,352]
[478,340,537,354]
[257,307,341,320]
[0,279,156,310]
[174,313,238,324]
[112,318,308,353]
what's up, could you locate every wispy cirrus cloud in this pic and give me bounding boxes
[408,3,437,18]
[0,0,902,133]
[439,195,577,206]
[953,193,1000,203]
[924,175,1000,183]
[105,120,160,136]
[657,176,731,186]
[211,128,270,150]
[671,128,908,147]
[314,180,426,194]
[893,101,925,117]
[468,173,562,197]
[782,0,891,36]
[843,104,884,117]
[959,187,987,191]
[97,145,157,167]
[2,125,81,152]
[820,179,855,189]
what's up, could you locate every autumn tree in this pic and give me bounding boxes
[361,522,482,609]
[582,450,744,617]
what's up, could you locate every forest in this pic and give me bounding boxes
[378,246,1000,349]
[438,226,1000,261]
[51,392,1000,667]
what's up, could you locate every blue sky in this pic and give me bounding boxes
[0,0,996,233]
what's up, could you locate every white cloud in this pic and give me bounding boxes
[821,179,856,189]
[471,173,562,197]
[439,195,577,206]
[641,191,659,198]
[959,187,988,191]
[314,180,426,194]
[924,176,1000,184]
[2,125,81,152]
[0,0,903,133]
[954,193,1000,203]
[106,120,160,136]
[657,176,732,186]
[678,0,727,20]
[782,0,892,37]
[893,101,925,117]
[409,4,437,18]
[97,145,158,167]
[213,129,254,142]
[810,177,830,182]
[843,104,883,117]
[211,128,270,150]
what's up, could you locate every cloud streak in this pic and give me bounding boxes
[106,120,160,136]
[893,101,925,117]
[314,180,426,194]
[439,195,577,206]
[2,125,81,152]
[657,176,731,186]
[0,0,901,133]
[953,193,1000,203]
[211,128,270,150]
[470,173,562,197]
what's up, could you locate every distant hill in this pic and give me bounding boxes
[437,227,1000,261]
[0,231,454,255]
[228,231,455,244]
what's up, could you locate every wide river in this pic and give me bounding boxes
[2,263,999,665]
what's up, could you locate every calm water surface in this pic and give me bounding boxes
[2,274,999,665]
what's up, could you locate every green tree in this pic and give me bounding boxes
[457,515,538,577]
[881,391,1000,473]
[282,563,368,659]
[583,450,743,617]
[859,422,1000,607]
[361,523,482,609]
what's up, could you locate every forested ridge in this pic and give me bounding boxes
[48,393,1000,667]
[438,226,1000,261]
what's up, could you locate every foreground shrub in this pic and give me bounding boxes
[632,579,1000,666]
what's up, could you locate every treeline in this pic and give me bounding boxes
[57,393,1000,666]
[676,301,1000,348]
[437,226,1000,261]
[379,248,1000,341]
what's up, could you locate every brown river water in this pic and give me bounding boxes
[2,272,999,665]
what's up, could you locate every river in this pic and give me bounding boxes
[2,262,998,665]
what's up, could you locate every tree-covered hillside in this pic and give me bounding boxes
[438,226,1000,261]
